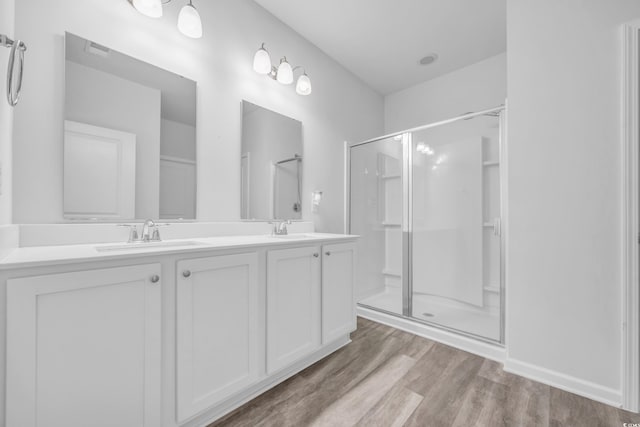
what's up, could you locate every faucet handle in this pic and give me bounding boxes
[117,224,139,243]
[151,223,170,241]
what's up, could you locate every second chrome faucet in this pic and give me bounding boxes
[271,220,292,236]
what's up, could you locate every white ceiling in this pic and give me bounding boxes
[253,0,506,95]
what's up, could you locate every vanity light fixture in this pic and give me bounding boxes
[276,57,293,84]
[128,0,203,39]
[253,43,312,96]
[131,0,163,18]
[177,0,202,39]
[253,43,272,74]
[295,71,312,96]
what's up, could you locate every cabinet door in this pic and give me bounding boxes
[322,242,357,343]
[267,246,321,374]
[176,253,260,422]
[6,264,162,427]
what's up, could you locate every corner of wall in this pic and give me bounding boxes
[0,0,15,226]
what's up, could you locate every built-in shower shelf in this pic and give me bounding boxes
[381,222,401,228]
[381,174,401,180]
[382,269,401,277]
[483,161,500,167]
[483,223,494,227]
[483,285,500,293]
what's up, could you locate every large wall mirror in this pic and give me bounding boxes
[241,101,303,220]
[64,32,197,220]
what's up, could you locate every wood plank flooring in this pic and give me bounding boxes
[210,318,640,427]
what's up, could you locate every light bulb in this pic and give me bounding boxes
[131,0,163,18]
[276,57,293,85]
[296,72,312,95]
[253,44,271,74]
[178,1,202,39]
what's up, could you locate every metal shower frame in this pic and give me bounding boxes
[345,104,507,345]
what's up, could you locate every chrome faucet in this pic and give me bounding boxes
[141,219,155,242]
[272,220,292,236]
[118,219,168,243]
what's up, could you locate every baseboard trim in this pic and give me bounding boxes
[357,306,506,362]
[503,358,623,408]
[183,335,352,427]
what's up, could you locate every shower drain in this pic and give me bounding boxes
[422,312,435,317]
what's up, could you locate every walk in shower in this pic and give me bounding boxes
[348,106,505,343]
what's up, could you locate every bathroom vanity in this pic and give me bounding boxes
[0,226,357,427]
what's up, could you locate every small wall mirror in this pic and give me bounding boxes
[241,101,303,220]
[64,32,197,220]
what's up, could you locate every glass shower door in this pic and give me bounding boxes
[349,136,404,316]
[410,112,502,341]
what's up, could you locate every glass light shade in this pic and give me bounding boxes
[178,3,203,39]
[276,58,293,84]
[296,73,312,95]
[253,46,272,74]
[132,0,163,18]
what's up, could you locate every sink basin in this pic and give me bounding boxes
[270,234,312,240]
[95,240,204,252]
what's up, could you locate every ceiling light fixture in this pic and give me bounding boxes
[252,43,312,96]
[128,0,203,39]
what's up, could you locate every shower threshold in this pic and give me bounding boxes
[359,288,500,342]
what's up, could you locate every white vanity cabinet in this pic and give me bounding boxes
[1,233,357,427]
[266,242,357,374]
[322,242,357,344]
[5,264,162,427]
[175,252,261,422]
[266,245,322,374]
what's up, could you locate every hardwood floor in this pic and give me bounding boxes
[210,318,640,427]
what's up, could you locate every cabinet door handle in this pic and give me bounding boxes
[313,253,319,258]
[150,275,160,283]
[325,251,331,256]
[183,270,192,278]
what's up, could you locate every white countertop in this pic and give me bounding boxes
[0,233,358,270]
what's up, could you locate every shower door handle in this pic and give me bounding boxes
[493,218,502,236]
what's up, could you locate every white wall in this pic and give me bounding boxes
[505,0,640,404]
[0,0,14,225]
[384,53,506,133]
[66,61,161,219]
[12,0,384,232]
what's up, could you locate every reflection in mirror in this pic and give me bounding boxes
[241,101,303,220]
[64,32,197,221]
